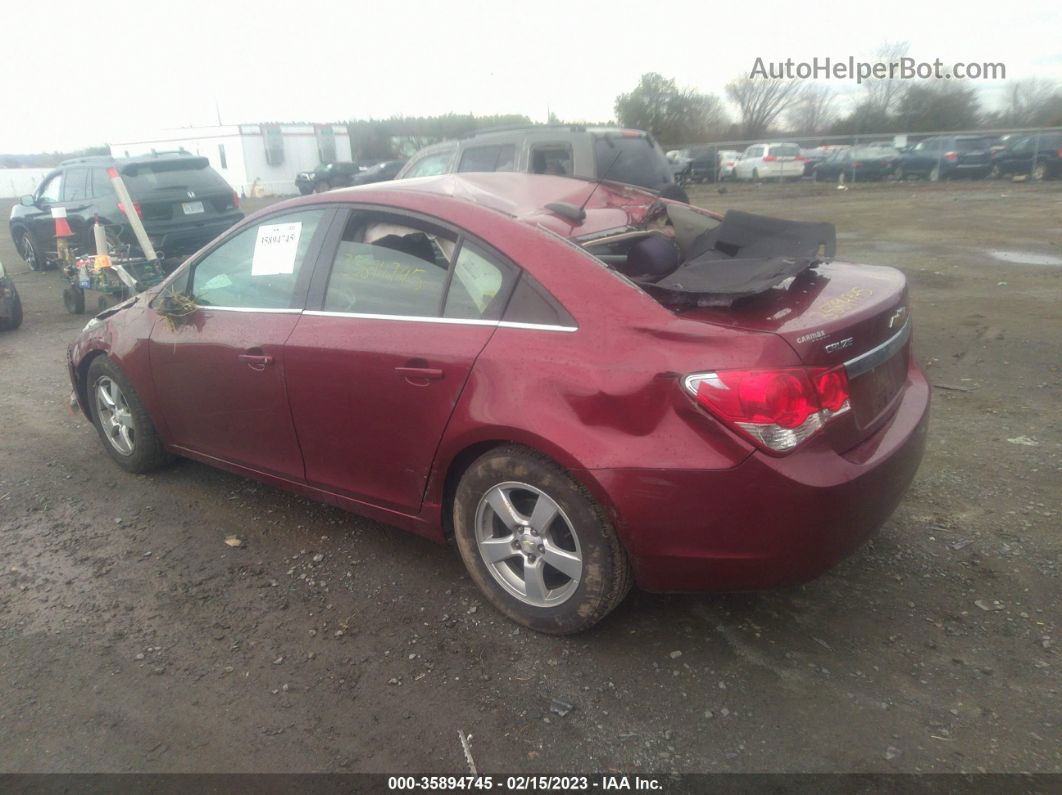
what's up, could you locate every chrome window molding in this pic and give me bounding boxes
[197,305,303,314]
[843,320,911,378]
[303,309,577,333]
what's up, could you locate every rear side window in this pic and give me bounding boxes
[592,135,672,190]
[530,144,573,176]
[404,150,454,178]
[62,168,90,202]
[89,167,115,199]
[458,144,516,173]
[191,209,327,309]
[502,272,576,328]
[443,243,517,321]
[323,215,455,317]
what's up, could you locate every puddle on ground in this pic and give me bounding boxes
[987,249,1062,266]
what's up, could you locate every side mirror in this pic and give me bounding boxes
[19,195,36,207]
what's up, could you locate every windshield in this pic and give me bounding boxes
[592,134,673,190]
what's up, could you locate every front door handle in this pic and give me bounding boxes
[238,353,274,371]
[395,366,444,382]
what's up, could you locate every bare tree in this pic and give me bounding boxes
[725,77,802,139]
[863,41,911,116]
[785,84,836,135]
[1001,78,1062,127]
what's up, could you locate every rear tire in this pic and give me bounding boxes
[453,446,631,634]
[1032,161,1047,182]
[929,166,941,182]
[989,163,1003,180]
[63,285,85,314]
[86,356,173,473]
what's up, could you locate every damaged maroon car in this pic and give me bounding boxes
[67,173,929,634]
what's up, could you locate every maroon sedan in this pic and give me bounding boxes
[68,174,929,634]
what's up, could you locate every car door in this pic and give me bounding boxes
[283,208,519,514]
[59,167,94,253]
[27,170,64,254]
[147,207,335,479]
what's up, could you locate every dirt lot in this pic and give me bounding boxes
[0,180,1059,774]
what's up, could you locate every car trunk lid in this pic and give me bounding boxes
[678,262,911,450]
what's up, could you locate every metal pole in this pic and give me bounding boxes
[1030,131,1041,180]
[107,167,157,261]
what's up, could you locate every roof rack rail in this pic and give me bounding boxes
[460,123,588,139]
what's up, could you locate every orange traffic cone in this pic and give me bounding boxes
[52,207,74,238]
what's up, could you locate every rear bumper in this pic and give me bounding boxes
[591,360,930,592]
[145,215,243,257]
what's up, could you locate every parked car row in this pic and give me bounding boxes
[294,159,407,194]
[671,132,1062,185]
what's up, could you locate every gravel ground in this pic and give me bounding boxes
[0,181,1058,773]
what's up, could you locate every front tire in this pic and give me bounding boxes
[0,291,22,331]
[929,165,942,182]
[17,231,44,271]
[453,446,631,634]
[86,356,173,473]
[1032,161,1047,181]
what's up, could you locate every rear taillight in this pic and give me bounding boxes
[944,151,958,162]
[117,200,143,219]
[763,154,778,162]
[683,366,851,453]
[796,155,808,162]
[1056,146,1062,158]
[232,191,240,209]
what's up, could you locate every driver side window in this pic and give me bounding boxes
[39,173,63,203]
[190,209,326,309]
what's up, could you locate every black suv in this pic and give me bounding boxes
[9,152,243,270]
[294,161,361,194]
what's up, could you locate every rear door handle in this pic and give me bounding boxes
[395,366,444,381]
[238,353,274,370]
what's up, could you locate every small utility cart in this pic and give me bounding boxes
[62,254,167,315]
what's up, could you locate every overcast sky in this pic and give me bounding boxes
[3,0,1060,153]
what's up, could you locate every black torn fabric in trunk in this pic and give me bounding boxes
[643,210,836,307]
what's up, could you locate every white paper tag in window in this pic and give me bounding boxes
[252,222,302,276]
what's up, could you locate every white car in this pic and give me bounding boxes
[732,142,805,181]
[717,150,742,180]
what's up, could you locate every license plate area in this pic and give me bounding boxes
[182,201,204,215]
[849,345,908,428]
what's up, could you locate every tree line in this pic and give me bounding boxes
[614,43,1062,146]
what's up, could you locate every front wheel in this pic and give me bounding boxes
[929,165,942,182]
[17,231,44,271]
[86,356,173,473]
[0,290,22,331]
[1032,161,1047,181]
[453,446,631,634]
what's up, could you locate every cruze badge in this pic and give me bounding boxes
[824,337,854,354]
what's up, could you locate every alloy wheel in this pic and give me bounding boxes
[474,481,583,607]
[94,376,135,456]
[20,235,38,270]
